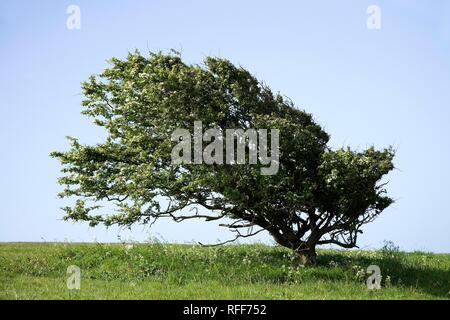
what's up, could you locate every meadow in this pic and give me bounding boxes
[0,242,449,300]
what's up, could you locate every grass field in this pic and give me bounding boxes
[0,242,449,300]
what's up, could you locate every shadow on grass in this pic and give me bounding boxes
[315,251,450,299]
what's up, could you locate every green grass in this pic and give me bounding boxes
[0,242,449,299]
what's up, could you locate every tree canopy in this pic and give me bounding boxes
[51,51,395,265]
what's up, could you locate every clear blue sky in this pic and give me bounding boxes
[1,0,449,252]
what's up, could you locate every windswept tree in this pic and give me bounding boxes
[51,51,395,265]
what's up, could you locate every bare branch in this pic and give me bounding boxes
[198,228,265,247]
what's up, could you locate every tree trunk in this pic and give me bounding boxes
[268,229,318,266]
[296,246,317,266]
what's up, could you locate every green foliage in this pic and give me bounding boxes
[51,51,395,261]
